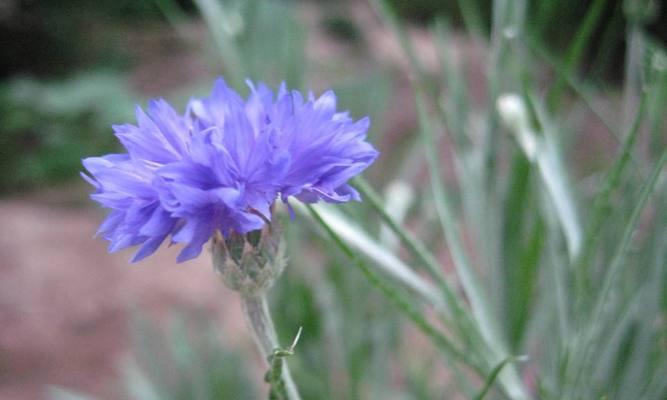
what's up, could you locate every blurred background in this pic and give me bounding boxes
[1,0,666,399]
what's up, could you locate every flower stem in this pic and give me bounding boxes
[241,293,301,400]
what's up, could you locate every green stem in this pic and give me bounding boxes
[241,294,301,400]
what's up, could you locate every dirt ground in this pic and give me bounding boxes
[0,187,250,400]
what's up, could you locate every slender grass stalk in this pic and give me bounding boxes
[306,205,485,374]
[371,2,529,396]
[575,96,648,293]
[371,0,426,82]
[567,148,667,396]
[353,178,446,286]
[378,180,414,250]
[294,202,445,310]
[499,93,583,260]
[524,36,623,143]
[152,0,189,33]
[590,2,624,78]
[454,0,486,37]
[352,177,485,347]
[645,47,667,159]
[622,21,644,135]
[533,1,559,38]
[432,19,471,150]
[546,0,607,109]
[414,85,529,400]
[194,0,245,87]
[590,148,666,332]
[414,86,492,337]
[546,238,571,344]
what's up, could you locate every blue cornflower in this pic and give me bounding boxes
[83,78,379,262]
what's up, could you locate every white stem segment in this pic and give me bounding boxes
[241,294,301,400]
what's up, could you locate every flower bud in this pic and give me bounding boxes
[211,221,286,296]
[497,93,538,161]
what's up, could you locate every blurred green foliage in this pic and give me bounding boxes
[50,314,258,400]
[387,0,667,80]
[2,0,664,193]
[0,72,133,192]
[0,0,179,78]
[194,0,305,89]
[387,0,488,27]
[7,0,667,398]
[321,14,365,44]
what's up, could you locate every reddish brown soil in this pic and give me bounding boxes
[0,188,249,400]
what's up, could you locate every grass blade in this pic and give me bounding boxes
[305,205,482,373]
[546,0,607,109]
[353,178,446,286]
[432,18,471,150]
[498,93,583,260]
[501,154,544,349]
[352,177,483,346]
[474,355,527,400]
[293,202,445,311]
[591,147,667,328]
[575,96,647,291]
[415,86,529,400]
[568,148,667,396]
[194,0,244,87]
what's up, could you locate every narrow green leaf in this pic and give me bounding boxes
[568,148,667,396]
[432,18,471,150]
[455,0,487,37]
[524,36,623,143]
[575,95,648,292]
[371,0,427,86]
[474,355,528,400]
[293,202,445,311]
[416,85,529,400]
[352,177,482,346]
[499,93,583,260]
[415,84,494,339]
[501,153,544,349]
[591,147,667,327]
[305,205,483,373]
[546,0,607,109]
[644,42,667,159]
[194,0,245,87]
[152,0,188,29]
[353,178,445,286]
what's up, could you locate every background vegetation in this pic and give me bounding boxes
[2,0,666,399]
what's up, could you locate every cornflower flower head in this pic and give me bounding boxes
[83,78,379,263]
[81,100,189,262]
